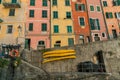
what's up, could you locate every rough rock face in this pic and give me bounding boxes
[0,60,49,80]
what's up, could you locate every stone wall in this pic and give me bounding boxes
[21,38,120,79]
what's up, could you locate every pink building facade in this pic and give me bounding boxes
[101,0,120,39]
[86,0,108,42]
[25,0,50,49]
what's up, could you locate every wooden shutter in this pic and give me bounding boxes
[96,19,100,30]
[89,18,95,30]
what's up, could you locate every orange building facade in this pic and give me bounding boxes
[71,0,91,44]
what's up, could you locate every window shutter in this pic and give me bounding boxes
[75,4,79,11]
[110,12,113,18]
[96,19,100,30]
[106,12,109,18]
[89,18,95,30]
[114,12,117,18]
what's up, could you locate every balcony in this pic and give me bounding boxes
[0,19,3,23]
[2,0,21,8]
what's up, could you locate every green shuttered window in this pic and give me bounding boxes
[68,38,74,46]
[29,23,33,31]
[29,10,34,17]
[79,17,85,26]
[52,0,57,6]
[66,12,71,18]
[89,18,100,30]
[75,4,85,11]
[42,23,47,31]
[54,25,59,33]
[65,0,70,6]
[106,12,113,18]
[30,0,35,6]
[42,0,47,6]
[9,9,15,16]
[90,5,94,11]
[103,1,107,7]
[53,11,58,18]
[67,26,72,33]
[12,0,17,3]
[42,10,47,18]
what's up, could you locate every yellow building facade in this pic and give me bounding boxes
[0,0,27,45]
[51,0,75,48]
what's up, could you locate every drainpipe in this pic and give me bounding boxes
[49,0,52,48]
[85,0,93,42]
[100,0,110,39]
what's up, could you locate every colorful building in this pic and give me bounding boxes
[101,0,120,39]
[51,0,75,48]
[86,0,108,42]
[0,0,26,45]
[25,0,50,49]
[71,0,91,44]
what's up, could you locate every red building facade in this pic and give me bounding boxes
[71,0,91,44]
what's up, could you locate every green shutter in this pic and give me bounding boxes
[97,6,100,11]
[42,0,47,6]
[96,19,100,30]
[68,38,74,46]
[0,0,2,4]
[30,0,35,6]
[106,12,109,18]
[80,18,85,26]
[29,23,33,31]
[103,1,107,7]
[82,4,85,11]
[53,11,58,18]
[42,23,47,31]
[42,10,47,18]
[75,4,79,11]
[67,26,72,33]
[54,25,59,33]
[110,12,113,18]
[12,0,17,3]
[90,5,94,11]
[117,0,120,5]
[65,0,70,6]
[89,18,95,30]
[53,0,57,6]
[30,10,34,17]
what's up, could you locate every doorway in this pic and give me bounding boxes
[25,39,31,50]
[112,29,117,38]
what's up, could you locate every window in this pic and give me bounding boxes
[42,23,47,32]
[53,11,58,18]
[7,25,13,34]
[42,0,47,6]
[9,9,15,16]
[75,4,85,11]
[79,17,85,26]
[97,6,101,12]
[102,33,105,37]
[67,26,72,33]
[106,12,113,18]
[89,18,100,30]
[38,41,45,46]
[68,38,74,46]
[90,5,94,11]
[112,0,120,6]
[29,23,33,31]
[42,10,47,18]
[103,1,107,7]
[54,25,59,33]
[29,10,34,17]
[30,0,35,6]
[52,0,57,6]
[54,40,61,48]
[0,0,2,4]
[114,12,120,19]
[66,12,71,18]
[12,0,17,3]
[65,0,70,6]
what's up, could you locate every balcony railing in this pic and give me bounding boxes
[2,0,21,8]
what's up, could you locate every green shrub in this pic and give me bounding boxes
[0,58,9,68]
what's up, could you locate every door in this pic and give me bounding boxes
[25,39,31,50]
[112,29,117,38]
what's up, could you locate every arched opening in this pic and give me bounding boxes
[37,41,45,49]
